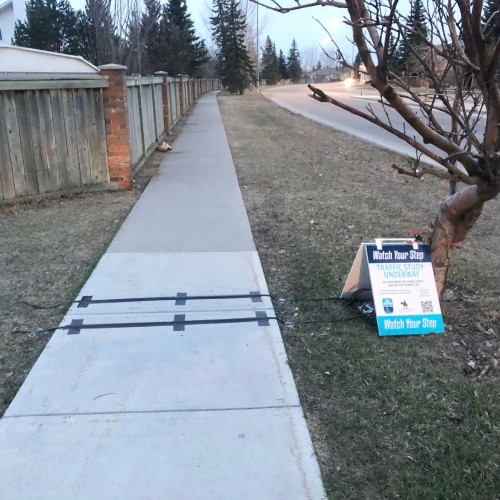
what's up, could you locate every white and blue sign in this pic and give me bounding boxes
[365,243,444,335]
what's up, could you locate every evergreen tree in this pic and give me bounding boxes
[406,0,428,47]
[76,0,117,66]
[13,0,80,54]
[278,49,288,80]
[287,38,301,83]
[141,0,163,74]
[483,0,500,75]
[316,60,322,70]
[483,0,500,42]
[163,0,209,77]
[388,33,405,75]
[397,0,429,75]
[353,51,362,77]
[211,0,254,94]
[260,36,280,85]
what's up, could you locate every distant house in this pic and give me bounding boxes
[0,0,26,45]
[305,67,346,84]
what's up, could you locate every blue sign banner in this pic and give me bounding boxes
[366,244,431,264]
[377,314,445,336]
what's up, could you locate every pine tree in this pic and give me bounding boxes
[397,0,429,76]
[287,38,301,83]
[278,49,288,80]
[211,0,254,94]
[260,36,280,85]
[483,0,500,42]
[406,0,428,47]
[13,0,80,54]
[76,0,117,66]
[388,33,405,75]
[141,0,163,74]
[163,0,209,77]
[353,52,362,77]
[483,0,500,75]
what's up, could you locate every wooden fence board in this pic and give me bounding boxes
[14,91,39,195]
[39,91,61,192]
[26,91,51,193]
[61,90,82,188]
[0,97,16,199]
[135,87,144,162]
[142,86,151,153]
[74,88,92,185]
[0,80,109,91]
[139,85,147,153]
[154,84,164,138]
[3,91,28,197]
[176,83,181,120]
[128,86,143,165]
[147,85,154,144]
[168,83,174,126]
[49,89,70,190]
[95,90,110,182]
[145,85,153,147]
[84,88,102,183]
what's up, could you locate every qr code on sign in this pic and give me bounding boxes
[421,301,434,313]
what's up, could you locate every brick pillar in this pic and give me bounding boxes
[155,71,171,135]
[178,75,185,116]
[99,64,132,189]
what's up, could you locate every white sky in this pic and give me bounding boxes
[69,0,412,65]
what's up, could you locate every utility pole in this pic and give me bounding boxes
[256,2,259,93]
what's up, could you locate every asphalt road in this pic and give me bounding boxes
[263,82,484,168]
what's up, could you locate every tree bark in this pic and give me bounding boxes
[431,181,500,295]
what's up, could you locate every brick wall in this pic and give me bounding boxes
[99,64,133,189]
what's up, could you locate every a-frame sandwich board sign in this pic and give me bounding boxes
[341,238,445,336]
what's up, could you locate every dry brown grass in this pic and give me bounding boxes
[219,91,500,499]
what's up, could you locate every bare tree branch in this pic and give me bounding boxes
[249,0,346,13]
[392,163,462,182]
[308,84,474,184]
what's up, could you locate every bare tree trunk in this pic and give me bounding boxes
[431,183,494,295]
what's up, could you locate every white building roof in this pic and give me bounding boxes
[0,46,100,73]
[0,0,13,12]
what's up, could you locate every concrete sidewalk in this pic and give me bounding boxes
[0,92,326,499]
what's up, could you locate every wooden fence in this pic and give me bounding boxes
[126,76,165,170]
[166,77,182,127]
[0,75,109,201]
[0,71,221,202]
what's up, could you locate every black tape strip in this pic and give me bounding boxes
[76,293,269,306]
[173,314,185,331]
[175,293,187,306]
[256,311,270,326]
[250,291,263,303]
[77,296,93,308]
[63,311,272,334]
[67,319,84,335]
